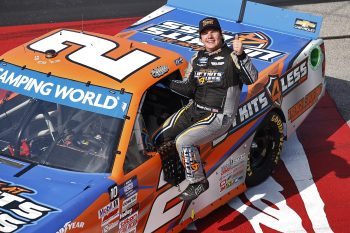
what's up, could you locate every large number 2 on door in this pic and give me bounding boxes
[29,29,157,81]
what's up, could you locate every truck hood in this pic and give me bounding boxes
[0,155,113,232]
[0,156,110,206]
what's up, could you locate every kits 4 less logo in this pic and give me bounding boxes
[0,180,57,232]
[140,21,284,62]
[266,75,283,106]
[266,58,309,107]
[228,58,309,134]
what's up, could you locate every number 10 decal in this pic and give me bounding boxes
[29,29,158,82]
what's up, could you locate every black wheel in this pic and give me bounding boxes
[245,112,284,187]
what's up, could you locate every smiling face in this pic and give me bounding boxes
[200,28,223,52]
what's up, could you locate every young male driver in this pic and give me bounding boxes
[153,17,258,200]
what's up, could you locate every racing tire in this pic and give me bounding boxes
[245,112,284,187]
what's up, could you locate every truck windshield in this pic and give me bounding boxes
[0,89,124,173]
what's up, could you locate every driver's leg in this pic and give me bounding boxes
[152,101,193,146]
[175,111,232,200]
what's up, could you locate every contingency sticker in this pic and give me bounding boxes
[119,177,138,199]
[98,198,120,233]
[219,154,246,192]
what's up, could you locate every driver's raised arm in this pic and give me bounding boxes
[231,34,258,85]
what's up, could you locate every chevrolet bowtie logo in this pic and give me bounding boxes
[294,18,317,33]
[295,19,316,28]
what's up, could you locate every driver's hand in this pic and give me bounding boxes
[233,34,243,56]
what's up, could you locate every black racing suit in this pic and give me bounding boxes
[171,43,257,116]
[154,43,258,183]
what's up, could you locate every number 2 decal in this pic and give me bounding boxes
[29,29,158,82]
[144,172,185,232]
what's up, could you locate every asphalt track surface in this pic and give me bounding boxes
[0,1,349,232]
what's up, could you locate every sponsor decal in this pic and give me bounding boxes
[230,58,309,133]
[120,204,139,219]
[120,208,133,220]
[219,154,246,192]
[266,75,283,106]
[294,18,317,33]
[98,199,119,220]
[236,91,270,124]
[288,84,322,122]
[181,147,200,178]
[0,63,131,119]
[102,220,119,233]
[119,211,138,233]
[174,57,184,66]
[198,57,208,64]
[99,188,120,228]
[0,181,32,195]
[101,213,119,228]
[113,178,138,232]
[197,57,208,67]
[211,61,225,66]
[0,180,57,233]
[202,19,214,27]
[194,70,223,85]
[140,21,202,50]
[220,174,244,192]
[220,154,246,176]
[194,185,206,196]
[101,209,120,233]
[122,193,138,212]
[139,21,284,62]
[56,221,85,233]
[271,114,284,166]
[151,65,169,78]
[266,58,308,106]
[279,59,308,95]
[120,177,138,199]
[34,55,61,65]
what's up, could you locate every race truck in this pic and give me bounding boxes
[0,0,325,232]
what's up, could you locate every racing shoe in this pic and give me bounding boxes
[179,179,209,201]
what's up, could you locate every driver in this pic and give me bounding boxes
[153,17,258,201]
